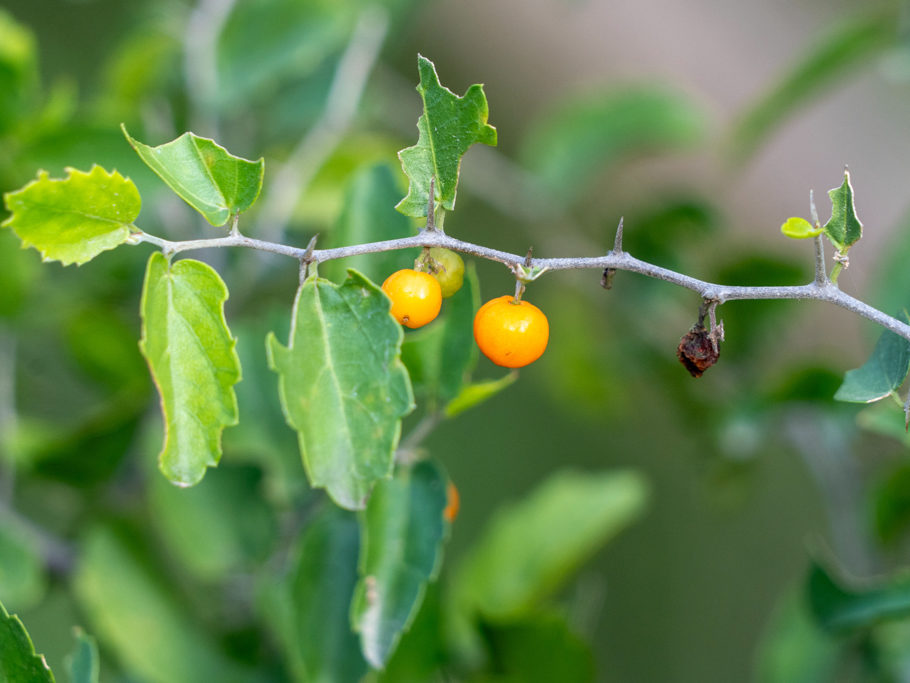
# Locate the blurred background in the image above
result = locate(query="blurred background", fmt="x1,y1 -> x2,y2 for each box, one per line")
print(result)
3,0 -> 910,681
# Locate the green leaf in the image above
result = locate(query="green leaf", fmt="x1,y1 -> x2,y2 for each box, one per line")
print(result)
325,163 -> 418,284
754,589 -> 840,683
0,520 -> 46,611
401,264 -> 480,410
807,560 -> 910,633
150,464 -> 277,580
139,252 -> 241,486
0,599 -> 55,682
2,166 -> 139,266
267,506 -> 368,683
479,613 -> 595,683
823,169 -> 863,250
444,372 -> 518,419
396,55 -> 497,218
267,270 -> 414,510
0,9 -> 38,135
780,216 -> 822,239
520,87 -> 703,205
122,125 -> 264,227
873,463 -> 910,544
352,460 -> 449,668
73,526 -> 248,683
453,469 -> 648,620
834,327 -> 910,403
730,11 -> 895,161
65,628 -> 99,683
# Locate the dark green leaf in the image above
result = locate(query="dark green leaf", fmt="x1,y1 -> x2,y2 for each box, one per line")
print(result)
268,507 -> 368,683
521,87 -> 703,205
150,465 -> 277,580
823,170 -> 863,251
123,126 -> 264,226
216,0 -> 354,108
873,463 -> 910,544
807,560 -> 910,633
453,469 -> 648,620
267,270 -> 414,509
834,327 -> 910,403
65,628 -> 99,683
396,55 -> 497,218
0,599 -> 55,682
376,583 -> 445,683
326,162 -> 418,284
401,264 -> 480,410
2,166 -> 139,265
352,460 -> 449,668
730,10 -> 895,161
139,252 -> 241,486
480,613 -> 595,683
73,526 -> 249,683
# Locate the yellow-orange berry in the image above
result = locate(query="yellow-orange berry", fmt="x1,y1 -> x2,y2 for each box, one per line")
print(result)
381,269 -> 442,329
473,295 -> 549,368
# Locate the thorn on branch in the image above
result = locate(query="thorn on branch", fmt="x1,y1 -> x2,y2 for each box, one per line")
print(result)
612,216 -> 624,253
300,234 -> 318,283
602,217 -> 624,289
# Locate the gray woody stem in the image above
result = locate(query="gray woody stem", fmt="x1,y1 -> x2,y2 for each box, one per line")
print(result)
136,229 -> 910,343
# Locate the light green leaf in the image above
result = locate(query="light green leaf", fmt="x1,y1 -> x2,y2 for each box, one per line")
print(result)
2,166 -> 139,265
73,526 -> 249,683
396,55 -> 497,218
150,464 -> 277,580
445,372 -> 518,419
65,628 -> 99,683
139,252 -> 241,486
453,469 -> 648,620
823,169 -> 863,250
730,11 -> 895,162
352,460 -> 449,668
520,87 -> 703,205
780,216 -> 822,239
325,162 -> 418,284
401,264 -> 480,410
0,599 -> 55,682
267,270 -> 414,509
0,520 -> 46,611
267,506 -> 368,683
123,125 -> 264,226
807,560 -> 910,633
754,589 -> 839,683
834,327 -> 910,403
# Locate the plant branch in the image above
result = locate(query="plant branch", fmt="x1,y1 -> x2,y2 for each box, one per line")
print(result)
184,0 -> 237,136
134,228 -> 910,342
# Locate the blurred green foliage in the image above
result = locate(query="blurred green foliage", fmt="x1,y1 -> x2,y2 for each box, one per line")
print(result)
2,1 -> 910,682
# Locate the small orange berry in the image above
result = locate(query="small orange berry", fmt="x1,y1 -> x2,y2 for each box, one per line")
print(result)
444,481 -> 460,523
381,269 -> 442,329
473,295 -> 549,368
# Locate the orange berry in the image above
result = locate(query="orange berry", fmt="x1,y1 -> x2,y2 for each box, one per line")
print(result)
444,481 -> 460,523
381,269 -> 442,329
473,295 -> 549,368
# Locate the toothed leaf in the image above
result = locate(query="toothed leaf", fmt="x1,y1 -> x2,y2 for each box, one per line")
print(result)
396,55 -> 497,218
2,166 -> 139,265
139,252 -> 241,486
123,125 -> 264,226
